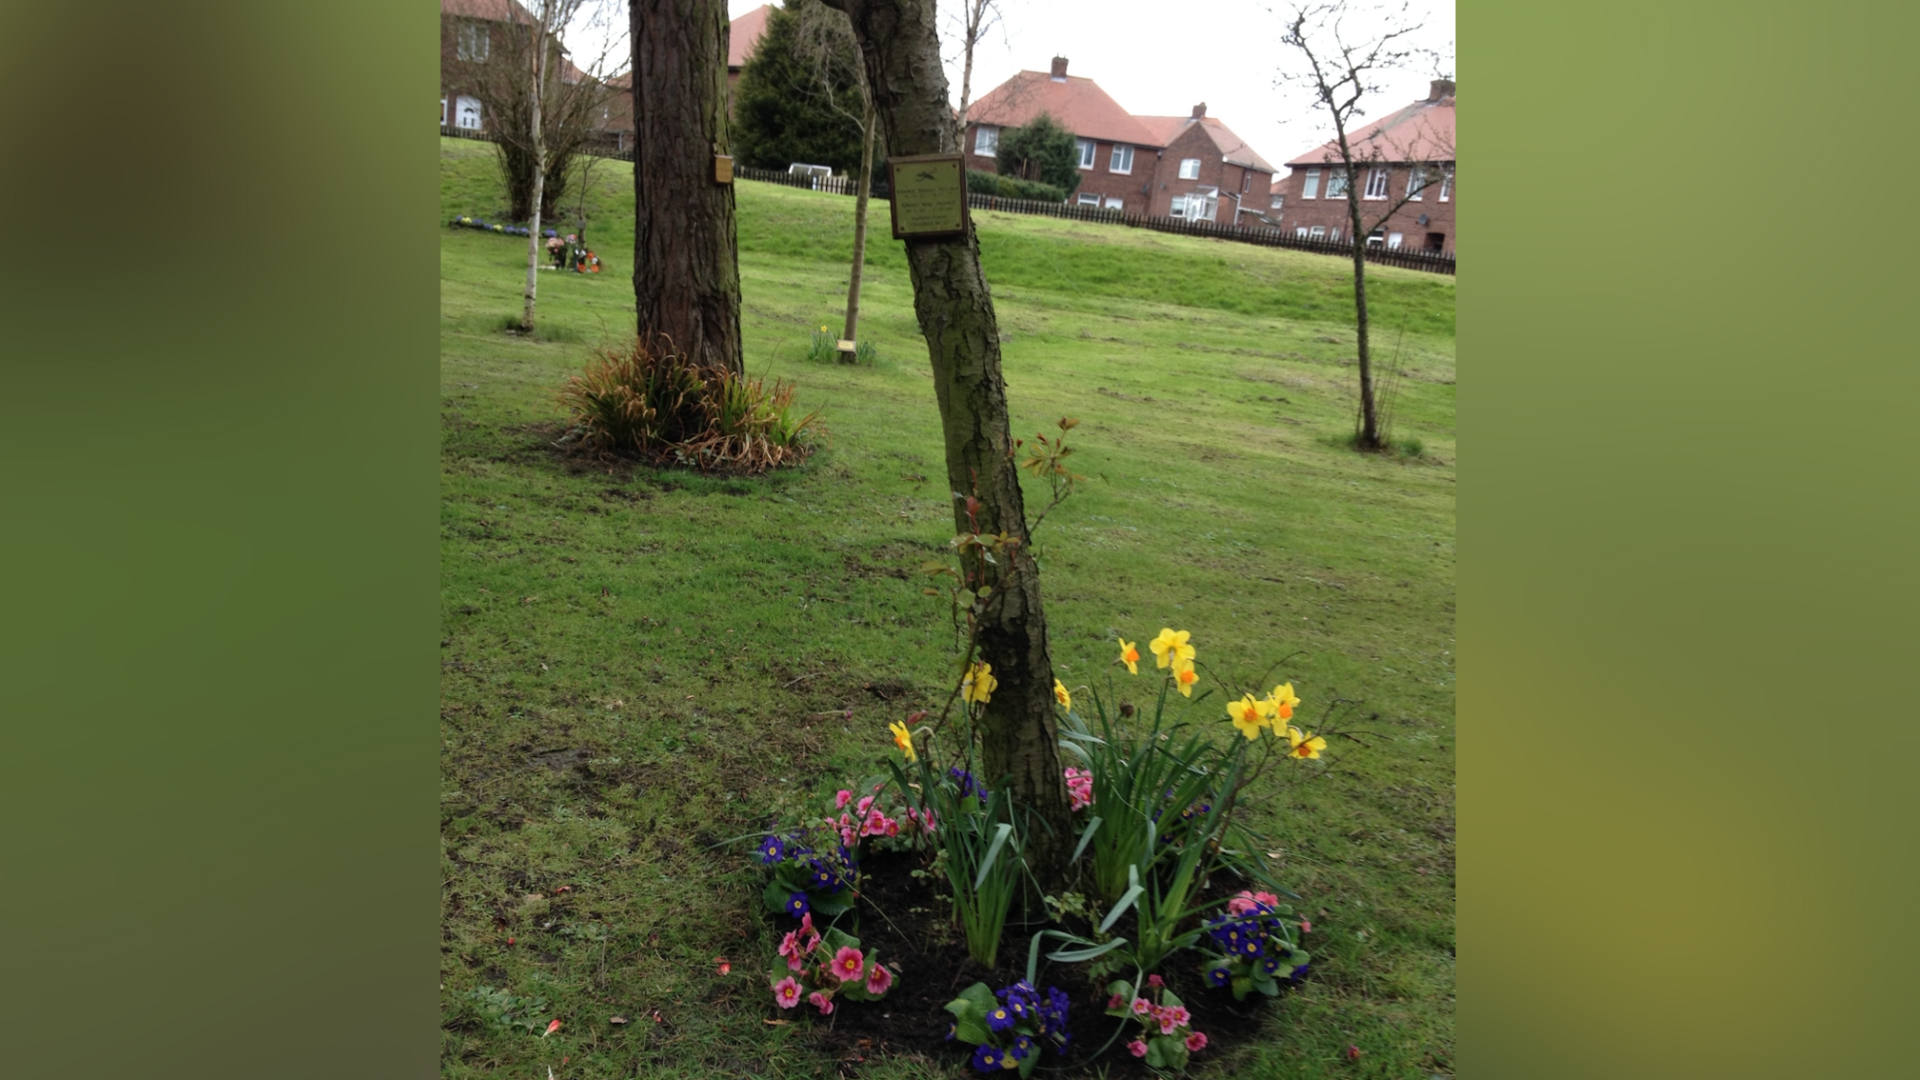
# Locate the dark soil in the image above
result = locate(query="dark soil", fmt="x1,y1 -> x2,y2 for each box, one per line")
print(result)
764,850 -> 1289,1077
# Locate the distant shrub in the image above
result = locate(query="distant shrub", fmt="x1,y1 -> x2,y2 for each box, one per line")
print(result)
557,336 -> 824,473
966,169 -> 1067,204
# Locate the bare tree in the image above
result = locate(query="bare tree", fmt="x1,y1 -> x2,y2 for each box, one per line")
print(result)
631,0 -> 744,375
787,1 -> 880,353
820,0 -> 1073,877
947,0 -> 1007,131
1278,1 -> 1450,450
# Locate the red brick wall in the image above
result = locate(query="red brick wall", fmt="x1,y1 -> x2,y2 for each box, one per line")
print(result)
1139,126 -> 1272,223
961,122 -> 1158,209
1274,162 -> 1454,252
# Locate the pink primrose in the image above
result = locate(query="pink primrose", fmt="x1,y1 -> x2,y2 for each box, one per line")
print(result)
1131,997 -> 1152,1016
831,946 -> 865,982
1107,993 -> 1127,1010
1147,974 -> 1165,989
1186,1031 -> 1208,1052
1128,1040 -> 1148,1058
772,977 -> 802,1009
1226,894 -> 1256,916
883,817 -> 900,837
836,789 -> 853,809
865,962 -> 894,995
856,795 -> 875,816
1253,891 -> 1280,907
808,990 -> 835,1015
777,931 -> 798,959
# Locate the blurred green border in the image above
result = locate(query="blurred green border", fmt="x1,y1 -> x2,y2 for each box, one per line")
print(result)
1466,2 -> 1920,1078
1,3 -> 439,1076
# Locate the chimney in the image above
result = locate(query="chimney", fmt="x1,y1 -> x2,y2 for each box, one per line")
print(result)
1191,102 -> 1207,119
1050,56 -> 1069,80
1428,78 -> 1455,102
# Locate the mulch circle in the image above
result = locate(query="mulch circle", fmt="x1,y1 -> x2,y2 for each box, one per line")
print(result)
762,849 -> 1292,1077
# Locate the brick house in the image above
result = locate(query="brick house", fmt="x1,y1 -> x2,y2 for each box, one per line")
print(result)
441,0 -> 539,134
593,4 -> 771,152
1274,80 -> 1455,253
962,57 -> 1276,218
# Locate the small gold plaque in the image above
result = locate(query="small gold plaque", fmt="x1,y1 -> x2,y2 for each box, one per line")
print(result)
887,153 -> 968,240
714,154 -> 733,184
836,339 -> 856,351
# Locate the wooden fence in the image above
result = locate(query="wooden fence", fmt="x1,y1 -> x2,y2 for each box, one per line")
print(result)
441,131 -> 1455,274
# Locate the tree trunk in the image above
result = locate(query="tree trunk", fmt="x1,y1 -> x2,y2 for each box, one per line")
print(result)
841,97 -> 876,352
631,0 -> 744,374
820,0 -> 1072,877
1344,171 -> 1378,447
522,21 -> 548,333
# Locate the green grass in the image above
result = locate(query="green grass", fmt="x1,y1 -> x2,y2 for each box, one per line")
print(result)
439,136 -> 1454,1078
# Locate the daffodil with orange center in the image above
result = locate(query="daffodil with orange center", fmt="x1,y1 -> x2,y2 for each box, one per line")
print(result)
1267,682 -> 1302,722
1148,628 -> 1196,671
1285,725 -> 1327,760
961,661 -> 996,705
1175,665 -> 1200,698
1054,680 -> 1072,711
888,720 -> 917,762
1117,639 -> 1140,675
1226,694 -> 1271,740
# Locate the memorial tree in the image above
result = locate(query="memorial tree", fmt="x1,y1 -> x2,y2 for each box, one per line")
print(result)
818,0 -> 1073,873
630,0 -> 744,374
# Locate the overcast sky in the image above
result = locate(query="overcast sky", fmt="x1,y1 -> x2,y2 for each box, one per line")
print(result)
567,1 -> 1454,172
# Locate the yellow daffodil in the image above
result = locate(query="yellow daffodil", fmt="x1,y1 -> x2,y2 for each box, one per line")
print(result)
889,720 -> 917,762
1148,628 -> 1195,671
1117,639 -> 1140,675
1054,679 -> 1072,711
1175,666 -> 1199,698
962,661 -> 996,705
1285,725 -> 1327,760
1226,694 -> 1270,740
1267,682 -> 1302,722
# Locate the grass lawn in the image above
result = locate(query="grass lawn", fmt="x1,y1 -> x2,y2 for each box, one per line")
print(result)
439,136 -> 1454,1078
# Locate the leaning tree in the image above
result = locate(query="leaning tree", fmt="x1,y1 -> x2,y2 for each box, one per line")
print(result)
819,0 -> 1073,873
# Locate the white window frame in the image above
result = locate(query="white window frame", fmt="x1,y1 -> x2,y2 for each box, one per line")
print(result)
1387,232 -> 1404,249
440,97 -> 447,126
1103,196 -> 1123,210
1270,193 -> 1284,211
1077,192 -> 1101,207
1301,167 -> 1319,198
457,23 -> 490,62
1407,166 -> 1427,200
1439,167 -> 1453,201
1295,226 -> 1309,237
1109,144 -> 1133,174
1326,170 -> 1348,198
974,125 -> 998,156
456,95 -> 482,131
1364,167 -> 1390,200
1170,195 -> 1187,218
1076,139 -> 1096,170
1366,227 -> 1386,247
1188,188 -> 1219,222
1308,225 -> 1326,240
1179,158 -> 1201,180
1329,227 -> 1341,242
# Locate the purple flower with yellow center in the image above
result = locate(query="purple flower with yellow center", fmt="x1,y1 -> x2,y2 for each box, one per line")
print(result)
759,836 -> 787,864
784,892 -> 810,917
985,1004 -> 1015,1032
1009,1034 -> 1035,1060
1205,964 -> 1231,987
971,1044 -> 1006,1071
1291,963 -> 1312,982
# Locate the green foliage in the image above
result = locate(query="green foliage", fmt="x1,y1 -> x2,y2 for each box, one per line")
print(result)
995,113 -> 1083,197
732,1 -> 873,177
853,339 -> 878,365
966,168 -> 1068,204
555,336 -> 824,473
805,326 -> 837,363
459,986 -> 551,1035
888,751 -> 1024,968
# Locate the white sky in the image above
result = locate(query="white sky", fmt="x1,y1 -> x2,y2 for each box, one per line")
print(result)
566,1 -> 1455,171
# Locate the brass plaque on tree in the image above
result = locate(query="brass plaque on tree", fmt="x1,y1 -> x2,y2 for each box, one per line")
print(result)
714,154 -> 733,184
888,154 -> 968,240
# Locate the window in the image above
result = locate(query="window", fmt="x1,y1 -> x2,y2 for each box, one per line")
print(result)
1077,192 -> 1101,207
1364,167 -> 1389,199
1302,168 -> 1319,198
1326,170 -> 1348,198
1103,196 -> 1123,210
456,95 -> 482,130
1187,189 -> 1218,222
1308,225 -> 1326,240
1109,144 -> 1133,174
1329,227 -> 1341,242
1439,168 -> 1453,201
1179,158 -> 1201,180
1270,193 -> 1284,211
1076,139 -> 1096,169
1295,226 -> 1309,237
1366,227 -> 1386,247
1425,231 -> 1446,252
974,126 -> 998,156
1407,166 -> 1427,200
440,97 -> 447,126
1241,171 -> 1252,193
457,23 -> 490,62
1387,232 -> 1404,249
1170,195 -> 1187,218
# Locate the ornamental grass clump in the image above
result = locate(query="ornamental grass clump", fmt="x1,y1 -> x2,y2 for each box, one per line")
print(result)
555,335 -> 823,473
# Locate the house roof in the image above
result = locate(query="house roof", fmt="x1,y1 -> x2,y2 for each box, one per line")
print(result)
728,4 -> 773,69
1285,90 -> 1455,167
1133,115 -> 1277,173
967,70 -> 1162,148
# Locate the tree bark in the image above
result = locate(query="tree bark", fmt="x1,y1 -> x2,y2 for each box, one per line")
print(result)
841,96 -> 876,353
1330,128 -> 1379,449
631,0 -> 745,374
522,8 -> 549,332
820,0 -> 1072,876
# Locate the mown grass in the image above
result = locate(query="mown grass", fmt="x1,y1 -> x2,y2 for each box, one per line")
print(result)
439,136 -> 1454,1078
